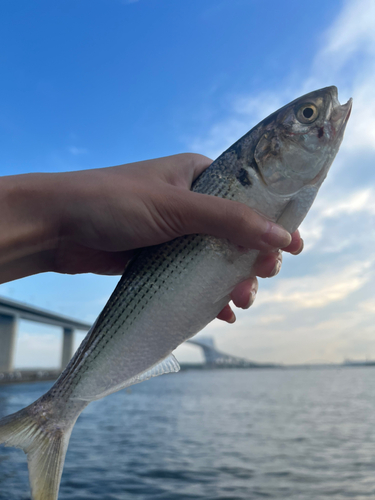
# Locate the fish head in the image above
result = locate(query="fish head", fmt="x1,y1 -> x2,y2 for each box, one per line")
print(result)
253,86 -> 352,195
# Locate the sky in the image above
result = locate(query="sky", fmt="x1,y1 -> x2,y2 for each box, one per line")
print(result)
0,0 -> 374,368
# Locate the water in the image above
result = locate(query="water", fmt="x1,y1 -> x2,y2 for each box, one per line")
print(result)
1,367 -> 375,499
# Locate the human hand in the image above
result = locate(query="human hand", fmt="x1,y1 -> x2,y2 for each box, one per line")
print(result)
52,153 -> 303,321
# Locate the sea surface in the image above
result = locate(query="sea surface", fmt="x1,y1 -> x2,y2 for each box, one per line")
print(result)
1,367 -> 375,500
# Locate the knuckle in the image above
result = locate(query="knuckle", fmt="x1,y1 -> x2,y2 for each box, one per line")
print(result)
231,203 -> 251,231
270,256 -> 282,277
162,192 -> 192,237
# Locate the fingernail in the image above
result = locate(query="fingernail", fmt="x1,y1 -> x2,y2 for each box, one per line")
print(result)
228,311 -> 236,323
246,289 -> 257,309
262,222 -> 292,249
269,256 -> 282,278
291,238 -> 304,255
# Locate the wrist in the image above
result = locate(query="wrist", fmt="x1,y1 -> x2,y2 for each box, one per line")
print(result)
0,173 -> 61,277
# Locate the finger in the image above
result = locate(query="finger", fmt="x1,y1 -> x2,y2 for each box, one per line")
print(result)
282,230 -> 304,254
253,250 -> 282,278
216,304 -> 236,323
54,245 -> 135,276
175,190 -> 292,252
230,277 -> 258,309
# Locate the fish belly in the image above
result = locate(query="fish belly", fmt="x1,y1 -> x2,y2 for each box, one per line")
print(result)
69,235 -> 258,401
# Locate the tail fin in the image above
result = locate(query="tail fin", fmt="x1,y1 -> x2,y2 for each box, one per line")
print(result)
0,406 -> 73,500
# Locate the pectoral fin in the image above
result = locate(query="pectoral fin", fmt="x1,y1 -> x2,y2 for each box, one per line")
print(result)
277,186 -> 318,233
121,353 -> 180,388
75,353 -> 181,401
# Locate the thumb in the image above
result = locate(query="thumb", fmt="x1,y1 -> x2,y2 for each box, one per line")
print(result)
175,190 -> 292,251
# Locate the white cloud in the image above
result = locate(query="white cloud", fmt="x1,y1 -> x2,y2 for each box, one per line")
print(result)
318,0 -> 375,68
318,188 -> 375,217
359,299 -> 375,314
255,314 -> 286,325
299,187 -> 375,251
214,294 -> 375,364
256,259 -> 373,310
341,83 -> 375,152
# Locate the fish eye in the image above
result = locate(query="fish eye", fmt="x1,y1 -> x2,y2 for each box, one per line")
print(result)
296,103 -> 319,124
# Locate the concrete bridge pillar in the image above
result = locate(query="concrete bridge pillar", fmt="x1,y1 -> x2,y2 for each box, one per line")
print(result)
0,313 -> 18,372
61,327 -> 75,370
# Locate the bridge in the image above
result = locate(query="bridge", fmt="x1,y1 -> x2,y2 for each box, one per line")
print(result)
0,296 -> 90,380
187,337 -> 266,368
0,296 -> 270,383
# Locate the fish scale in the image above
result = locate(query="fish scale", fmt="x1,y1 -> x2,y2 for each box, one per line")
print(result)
0,86 -> 352,500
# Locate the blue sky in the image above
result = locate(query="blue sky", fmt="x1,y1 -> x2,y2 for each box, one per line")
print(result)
1,0 -> 374,367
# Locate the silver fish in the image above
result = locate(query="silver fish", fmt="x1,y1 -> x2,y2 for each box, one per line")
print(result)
0,86 -> 352,500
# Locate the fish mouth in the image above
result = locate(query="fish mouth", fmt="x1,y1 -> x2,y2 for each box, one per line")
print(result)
343,98 -> 353,122
330,93 -> 353,135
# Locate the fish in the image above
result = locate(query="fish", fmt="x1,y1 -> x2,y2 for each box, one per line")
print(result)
0,86 -> 351,500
